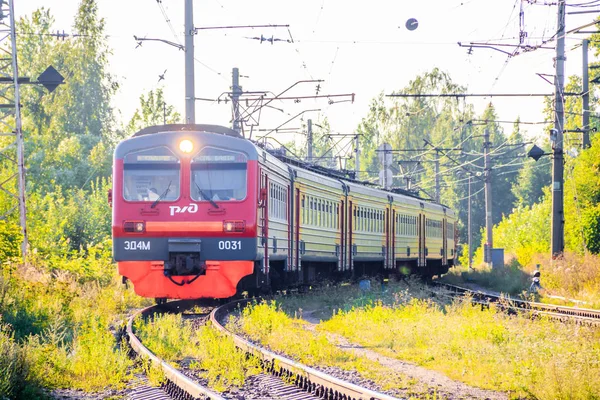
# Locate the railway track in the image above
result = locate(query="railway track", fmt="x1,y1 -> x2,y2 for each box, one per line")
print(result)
433,282 -> 600,326
127,298 -> 402,400
126,300 -> 225,400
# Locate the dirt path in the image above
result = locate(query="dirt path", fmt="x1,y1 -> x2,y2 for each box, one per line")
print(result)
302,310 -> 508,400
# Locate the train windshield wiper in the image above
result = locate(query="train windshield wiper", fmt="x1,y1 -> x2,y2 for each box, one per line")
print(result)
193,181 -> 219,209
150,181 -> 171,209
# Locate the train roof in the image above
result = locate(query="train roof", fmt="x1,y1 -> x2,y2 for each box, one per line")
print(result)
132,124 -> 241,138
115,124 -> 257,160
117,124 -> 454,215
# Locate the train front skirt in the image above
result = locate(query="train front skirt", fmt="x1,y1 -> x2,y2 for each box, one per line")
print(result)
118,260 -> 254,299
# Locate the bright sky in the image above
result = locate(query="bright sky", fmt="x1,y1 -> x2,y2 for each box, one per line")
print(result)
16,0 -> 599,147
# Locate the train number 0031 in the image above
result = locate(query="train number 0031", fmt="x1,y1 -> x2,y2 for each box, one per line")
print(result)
124,240 -> 150,251
218,240 -> 242,250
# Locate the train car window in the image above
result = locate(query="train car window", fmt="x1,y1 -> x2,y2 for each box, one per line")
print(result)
333,204 -> 340,229
301,196 -> 306,225
123,146 -> 180,202
358,208 -> 362,232
190,147 -> 248,201
191,147 -> 247,202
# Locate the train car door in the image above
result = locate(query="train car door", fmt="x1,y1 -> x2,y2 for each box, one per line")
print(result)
385,207 -> 391,269
390,208 -> 396,270
259,168 -> 269,276
287,183 -> 293,272
442,216 -> 448,266
418,212 -> 426,267
338,200 -> 345,271
294,188 -> 301,279
348,200 -> 354,272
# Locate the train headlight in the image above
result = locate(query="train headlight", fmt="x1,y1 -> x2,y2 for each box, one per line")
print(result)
179,139 -> 194,153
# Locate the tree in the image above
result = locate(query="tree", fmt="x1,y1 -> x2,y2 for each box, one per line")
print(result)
126,88 -> 181,134
17,2 -> 117,193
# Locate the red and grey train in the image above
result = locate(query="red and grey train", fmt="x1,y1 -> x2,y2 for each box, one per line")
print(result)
112,124 -> 457,300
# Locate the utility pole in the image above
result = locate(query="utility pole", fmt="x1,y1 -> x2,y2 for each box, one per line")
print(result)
184,0 -> 195,124
484,128 -> 493,266
0,2 -> 63,261
0,0 -> 28,259
551,0 -> 566,257
307,119 -> 313,162
10,1 -> 26,259
434,150 -> 440,203
582,38 -> 590,149
354,134 -> 360,179
468,176 -> 473,270
232,67 -> 242,134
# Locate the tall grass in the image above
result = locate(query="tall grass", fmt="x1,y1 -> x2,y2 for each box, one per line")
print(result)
234,301 -> 410,393
135,312 -> 261,392
320,296 -> 600,399
0,261 -> 150,398
532,252 -> 600,307
446,252 -> 600,308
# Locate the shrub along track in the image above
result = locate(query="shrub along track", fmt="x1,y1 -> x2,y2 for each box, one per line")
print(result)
432,282 -> 600,326
127,298 -> 401,400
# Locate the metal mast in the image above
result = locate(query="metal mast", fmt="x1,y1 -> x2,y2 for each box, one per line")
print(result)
0,0 -> 27,259
184,0 -> 196,124
582,39 -> 590,150
551,0 -> 566,257
483,128 -> 493,266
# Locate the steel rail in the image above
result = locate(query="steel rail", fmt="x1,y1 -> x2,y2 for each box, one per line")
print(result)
127,301 -> 226,400
210,298 -> 401,400
434,282 -> 600,325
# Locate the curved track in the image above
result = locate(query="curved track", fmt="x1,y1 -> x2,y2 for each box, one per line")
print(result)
210,299 -> 401,400
434,282 -> 600,326
127,301 -> 225,400
128,298 -> 402,400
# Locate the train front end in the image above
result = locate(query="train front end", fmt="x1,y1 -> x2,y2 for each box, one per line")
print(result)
112,125 -> 258,299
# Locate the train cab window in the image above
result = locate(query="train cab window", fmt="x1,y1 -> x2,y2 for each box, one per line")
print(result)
123,147 -> 180,202
191,147 -> 247,202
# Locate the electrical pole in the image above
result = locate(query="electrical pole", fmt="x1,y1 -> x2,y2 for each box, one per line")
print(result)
232,67 -> 242,134
0,2 -> 63,261
354,134 -> 360,179
484,128 -> 493,266
582,38 -> 590,149
0,0 -> 28,259
184,0 -> 195,124
307,119 -> 313,162
468,176 -> 473,270
551,0 -> 566,257
10,0 -> 26,259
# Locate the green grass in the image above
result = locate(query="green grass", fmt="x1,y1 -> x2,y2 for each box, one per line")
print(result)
232,300 -> 413,394
318,291 -> 600,399
135,312 -> 261,392
0,261 -> 150,398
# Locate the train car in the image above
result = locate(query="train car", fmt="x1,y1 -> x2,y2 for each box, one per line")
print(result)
111,124 -> 457,300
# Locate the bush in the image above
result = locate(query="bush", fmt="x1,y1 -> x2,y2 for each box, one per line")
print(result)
0,262 -> 147,396
0,220 -> 22,262
0,322 -> 29,399
582,205 -> 600,254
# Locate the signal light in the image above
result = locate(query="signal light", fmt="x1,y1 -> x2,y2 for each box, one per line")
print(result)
179,139 -> 194,153
124,221 -> 145,233
223,220 -> 245,233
